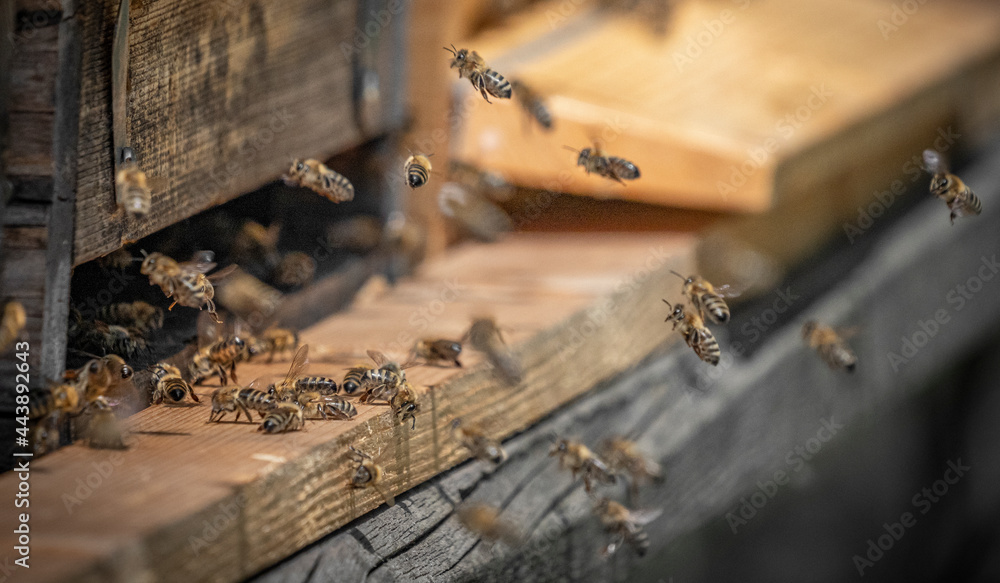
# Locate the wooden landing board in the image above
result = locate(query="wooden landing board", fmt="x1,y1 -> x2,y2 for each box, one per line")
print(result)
449,0 -> 1000,212
0,232 -> 695,583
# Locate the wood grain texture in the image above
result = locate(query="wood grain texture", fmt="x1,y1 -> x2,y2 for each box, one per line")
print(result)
0,232 -> 696,582
254,138 -> 1000,583
71,0 -> 406,266
450,0 -> 1000,213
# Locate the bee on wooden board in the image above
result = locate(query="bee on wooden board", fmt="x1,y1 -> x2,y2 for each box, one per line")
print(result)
456,504 -> 522,546
510,79 -> 553,131
444,44 -> 512,103
451,418 -> 507,465
209,382 -> 275,423
284,158 -> 355,203
341,365 -> 372,396
923,149 -> 982,224
550,438 -> 617,493
150,363 -> 199,405
599,436 -> 664,496
802,320 -> 857,373
115,165 -> 151,219
248,327 -> 300,363
359,377 -> 420,429
1,301 -> 26,351
360,350 -> 412,392
465,317 -> 523,384
273,251 -> 316,288
296,391 -> 356,420
258,401 -> 305,434
565,143 -> 641,185
413,338 -> 463,367
594,498 -> 662,557
662,300 -> 720,366
672,271 -> 740,325
347,445 -> 395,507
97,300 -> 164,333
140,250 -> 229,323
404,153 -> 433,189
267,344 -> 338,402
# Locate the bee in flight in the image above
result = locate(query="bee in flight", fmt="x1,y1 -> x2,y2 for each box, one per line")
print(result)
444,45 -> 511,103
413,338 -> 463,367
284,158 -> 355,203
510,79 -> 553,131
465,317 -> 523,384
565,143 -> 640,185
599,436 -> 664,496
922,149 -> 982,224
594,498 -> 662,557
248,326 -> 299,363
1,301 -> 26,352
273,251 -> 316,288
662,300 -> 720,365
150,363 -> 199,405
404,153 -> 433,189
188,332 -> 247,386
802,320 -> 857,373
456,504 -> 522,546
672,271 -> 740,325
451,418 -> 507,465
115,165 -> 151,219
140,250 -> 228,323
550,438 -> 617,493
347,446 -> 394,507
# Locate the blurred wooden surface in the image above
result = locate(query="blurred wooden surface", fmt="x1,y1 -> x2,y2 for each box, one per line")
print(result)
0,232 -> 696,583
451,0 -> 1000,213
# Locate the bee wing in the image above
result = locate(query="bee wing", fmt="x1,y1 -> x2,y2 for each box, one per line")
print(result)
179,250 -> 217,274
628,508 -> 663,527
367,350 -> 390,367
923,149 -> 948,174
284,345 -> 309,384
834,325 -> 862,339
714,283 -> 746,299
207,264 -> 238,282
196,312 -> 224,347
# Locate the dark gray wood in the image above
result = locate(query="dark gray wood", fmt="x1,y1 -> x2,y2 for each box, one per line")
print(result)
252,139 -> 1000,582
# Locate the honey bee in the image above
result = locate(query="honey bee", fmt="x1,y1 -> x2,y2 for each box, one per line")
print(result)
284,158 -> 355,203
257,401 -> 305,434
662,300 -> 720,366
67,354 -> 134,404
672,271 -> 739,325
115,165 -> 151,219
28,381 -> 82,419
97,301 -> 165,333
550,438 -> 616,493
451,419 -> 507,465
249,327 -> 300,363
296,391 -> 357,420
594,498 -> 662,557
456,504 -> 522,546
98,247 -> 135,271
599,437 -> 664,495
413,338 -> 463,367
1,300 -> 27,351
269,344 -> 310,401
341,365 -> 372,396
360,350 -> 411,392
273,251 -> 316,288
444,45 -> 512,103
293,376 -> 339,396
213,268 -> 283,325
465,317 -> 523,383
209,383 -> 275,422
923,149 -> 982,224
802,320 -> 857,373
189,335 -> 247,386
404,153 -> 433,189
150,363 -> 199,405
510,79 -> 553,131
347,446 -> 394,507
566,143 -> 641,184
140,250 -> 226,323
230,221 -> 281,272
438,182 -> 513,243
71,320 -> 149,361
360,376 -> 420,429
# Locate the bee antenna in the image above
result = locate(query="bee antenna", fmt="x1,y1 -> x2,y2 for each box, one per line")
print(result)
562,145 -> 581,154
669,270 -> 686,280
443,45 -> 456,55
661,299 -> 672,308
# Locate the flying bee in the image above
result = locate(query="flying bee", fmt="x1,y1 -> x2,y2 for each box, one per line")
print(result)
209,383 -> 275,423
189,336 -> 247,386
802,320 -> 857,373
672,271 -> 740,325
413,338 -> 463,367
456,504 -> 522,546
444,45 -> 511,103
565,143 -> 641,184
98,247 -> 135,271
296,391 -> 357,420
923,149 -> 982,224
465,317 -> 523,383
594,498 -> 662,557
150,363 -> 199,405
257,401 -> 305,434
214,268 -> 283,325
284,158 -> 355,203
273,251 -> 316,288
1,300 -> 26,351
342,365 -> 372,396
404,153 -> 433,189
599,437 -> 664,496
249,327 -> 299,363
347,446 -> 394,507
451,419 -> 507,465
28,381 -> 82,419
510,79 -> 553,131
662,300 -> 720,366
115,165 -> 151,219
97,300 -> 164,333
550,438 -> 617,493
140,250 -> 227,323
66,354 -> 134,405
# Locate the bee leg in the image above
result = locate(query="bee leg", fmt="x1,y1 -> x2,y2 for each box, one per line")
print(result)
228,364 -> 238,384
168,301 -> 178,311
189,388 -> 200,403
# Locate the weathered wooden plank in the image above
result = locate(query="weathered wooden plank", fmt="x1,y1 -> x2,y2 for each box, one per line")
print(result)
9,175 -> 52,201
261,139 -> 1000,582
2,200 -> 48,225
6,110 -> 53,175
72,0 -> 406,266
10,42 -> 57,113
